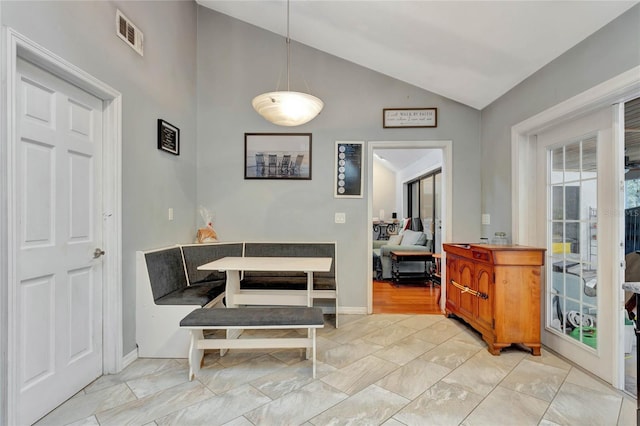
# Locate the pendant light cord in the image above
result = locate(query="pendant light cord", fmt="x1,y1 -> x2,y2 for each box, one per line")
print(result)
286,0 -> 290,92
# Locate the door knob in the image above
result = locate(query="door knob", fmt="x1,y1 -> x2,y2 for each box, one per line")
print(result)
93,248 -> 106,258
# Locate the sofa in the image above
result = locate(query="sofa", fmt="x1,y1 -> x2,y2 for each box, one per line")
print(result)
373,229 -> 432,279
136,241 -> 338,358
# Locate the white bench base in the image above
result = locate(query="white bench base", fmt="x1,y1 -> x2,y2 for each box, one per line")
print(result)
180,307 -> 324,380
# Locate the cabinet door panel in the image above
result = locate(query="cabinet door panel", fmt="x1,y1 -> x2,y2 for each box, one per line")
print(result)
446,256 -> 460,312
458,259 -> 475,320
476,264 -> 493,332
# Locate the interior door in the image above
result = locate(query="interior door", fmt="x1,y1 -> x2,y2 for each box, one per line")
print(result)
420,174 -> 434,241
434,172 -> 442,252
536,106 -> 616,383
417,170 -> 442,251
15,58 -> 104,425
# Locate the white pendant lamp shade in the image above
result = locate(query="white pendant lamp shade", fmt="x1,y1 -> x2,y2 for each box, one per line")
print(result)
252,0 -> 323,126
252,91 -> 324,127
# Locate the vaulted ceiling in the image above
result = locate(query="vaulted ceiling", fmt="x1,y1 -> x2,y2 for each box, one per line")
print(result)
197,0 -> 637,110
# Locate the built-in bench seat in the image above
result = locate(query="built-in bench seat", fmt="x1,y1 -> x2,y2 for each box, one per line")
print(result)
146,246 -> 225,306
180,306 -> 324,380
136,241 -> 338,358
136,243 -> 243,358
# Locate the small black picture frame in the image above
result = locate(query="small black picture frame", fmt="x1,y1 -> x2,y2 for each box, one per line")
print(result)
157,119 -> 180,155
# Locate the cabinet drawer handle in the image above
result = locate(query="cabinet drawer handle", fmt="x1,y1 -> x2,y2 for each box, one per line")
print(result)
450,279 -> 489,300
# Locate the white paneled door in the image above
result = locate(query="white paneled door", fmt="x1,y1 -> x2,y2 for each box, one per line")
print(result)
15,58 -> 104,425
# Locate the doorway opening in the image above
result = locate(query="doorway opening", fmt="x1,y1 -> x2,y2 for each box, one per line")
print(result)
366,140 -> 453,314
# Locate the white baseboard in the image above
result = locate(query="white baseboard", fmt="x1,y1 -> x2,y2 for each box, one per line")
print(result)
121,347 -> 138,370
338,306 -> 368,315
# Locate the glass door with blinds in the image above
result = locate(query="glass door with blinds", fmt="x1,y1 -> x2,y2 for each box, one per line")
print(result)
407,169 -> 442,252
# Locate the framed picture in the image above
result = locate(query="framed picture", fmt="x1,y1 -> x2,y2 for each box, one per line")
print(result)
383,108 -> 437,128
157,119 -> 180,155
244,133 -> 312,180
334,141 -> 364,198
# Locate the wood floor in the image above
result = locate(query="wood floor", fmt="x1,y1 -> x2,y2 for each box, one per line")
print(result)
372,279 -> 442,314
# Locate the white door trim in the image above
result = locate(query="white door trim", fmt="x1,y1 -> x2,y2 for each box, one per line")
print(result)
511,66 -> 640,390
367,140 -> 453,313
512,66 -> 640,244
1,28 -> 123,425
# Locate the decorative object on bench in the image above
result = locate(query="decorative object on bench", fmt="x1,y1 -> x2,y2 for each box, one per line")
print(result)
195,206 -> 218,243
180,306 -> 324,380
373,228 -> 432,280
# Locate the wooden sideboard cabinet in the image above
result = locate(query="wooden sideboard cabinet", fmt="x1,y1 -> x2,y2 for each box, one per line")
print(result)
443,243 -> 545,356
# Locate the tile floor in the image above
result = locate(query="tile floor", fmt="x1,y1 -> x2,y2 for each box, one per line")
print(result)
37,314 -> 637,426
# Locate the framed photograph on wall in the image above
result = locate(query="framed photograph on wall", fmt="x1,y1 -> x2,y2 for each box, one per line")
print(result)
383,108 -> 437,128
244,133 -> 312,180
334,141 -> 364,198
157,119 -> 180,155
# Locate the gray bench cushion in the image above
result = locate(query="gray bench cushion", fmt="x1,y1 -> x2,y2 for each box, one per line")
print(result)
180,307 -> 324,327
240,276 -> 335,290
181,243 -> 244,285
155,282 -> 224,306
145,247 -> 188,301
243,243 -> 335,279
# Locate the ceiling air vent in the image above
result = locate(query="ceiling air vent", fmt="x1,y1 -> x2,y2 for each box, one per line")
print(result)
116,9 -> 144,56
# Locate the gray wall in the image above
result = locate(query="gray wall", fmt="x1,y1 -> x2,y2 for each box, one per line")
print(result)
1,0 -> 199,354
5,0 -> 635,358
372,158 -> 397,222
195,7 -> 482,309
481,4 -> 640,240
4,0 -> 633,367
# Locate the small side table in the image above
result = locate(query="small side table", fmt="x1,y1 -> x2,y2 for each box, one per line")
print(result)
373,222 -> 397,240
431,253 -> 441,285
390,251 -> 434,285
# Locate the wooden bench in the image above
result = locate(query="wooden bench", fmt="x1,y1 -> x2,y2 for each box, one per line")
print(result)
180,307 -> 324,380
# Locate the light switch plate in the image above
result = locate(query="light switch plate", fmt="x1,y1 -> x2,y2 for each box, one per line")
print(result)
335,212 -> 346,223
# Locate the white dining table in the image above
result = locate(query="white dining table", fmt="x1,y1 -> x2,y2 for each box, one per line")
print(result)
198,256 -> 333,308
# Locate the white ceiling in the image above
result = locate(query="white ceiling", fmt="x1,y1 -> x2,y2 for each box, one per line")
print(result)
197,0 -> 637,110
375,149 -> 437,172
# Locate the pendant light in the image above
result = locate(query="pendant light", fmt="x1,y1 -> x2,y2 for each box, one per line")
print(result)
252,0 -> 324,126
